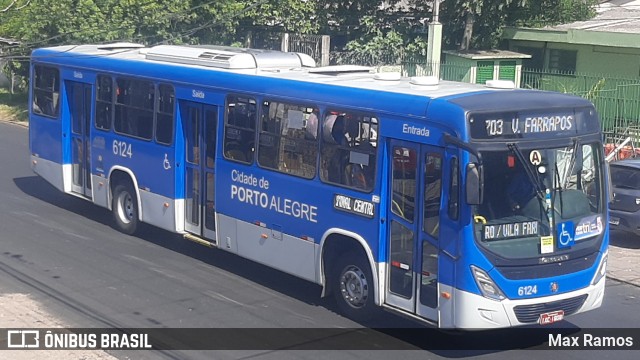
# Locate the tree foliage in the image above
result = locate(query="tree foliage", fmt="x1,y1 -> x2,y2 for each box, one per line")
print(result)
0,0 -> 317,55
441,0 -> 598,50
0,0 -> 599,70
322,0 -> 430,64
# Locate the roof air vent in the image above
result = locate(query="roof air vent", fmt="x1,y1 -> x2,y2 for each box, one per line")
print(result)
145,45 -> 315,70
410,76 -> 439,87
308,65 -> 373,76
373,72 -> 401,81
97,43 -> 145,51
485,80 -> 515,89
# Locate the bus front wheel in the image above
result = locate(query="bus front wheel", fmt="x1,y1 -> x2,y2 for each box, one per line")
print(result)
333,253 -> 375,322
112,183 -> 139,235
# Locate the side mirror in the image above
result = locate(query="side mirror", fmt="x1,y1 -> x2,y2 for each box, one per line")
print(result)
466,162 -> 483,205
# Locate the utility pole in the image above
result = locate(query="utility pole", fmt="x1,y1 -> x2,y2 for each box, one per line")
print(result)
426,0 -> 442,79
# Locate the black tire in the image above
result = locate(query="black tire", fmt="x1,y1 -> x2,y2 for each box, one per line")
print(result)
112,183 -> 139,235
333,252 -> 376,322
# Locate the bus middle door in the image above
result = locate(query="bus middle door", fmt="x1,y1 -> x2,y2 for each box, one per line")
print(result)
66,80 -> 93,198
385,140 -> 443,323
182,101 -> 217,240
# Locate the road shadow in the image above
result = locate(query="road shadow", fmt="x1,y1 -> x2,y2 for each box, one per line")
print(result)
13,175 -> 570,355
610,229 -> 640,250
13,175 -> 114,227
12,176 -> 412,325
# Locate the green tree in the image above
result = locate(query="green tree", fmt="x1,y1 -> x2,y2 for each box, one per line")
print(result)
0,0 -> 319,51
441,0 -> 597,50
0,0 -> 317,78
322,0 -> 430,64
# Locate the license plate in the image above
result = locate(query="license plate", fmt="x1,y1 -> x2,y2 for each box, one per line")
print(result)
539,310 -> 564,325
609,217 -> 620,226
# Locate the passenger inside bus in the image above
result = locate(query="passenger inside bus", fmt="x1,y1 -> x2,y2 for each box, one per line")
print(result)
321,112 -> 377,191
225,101 -> 256,162
506,160 -> 538,212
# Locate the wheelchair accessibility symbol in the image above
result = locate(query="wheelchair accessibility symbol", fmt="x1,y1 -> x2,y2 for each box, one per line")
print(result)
556,221 -> 575,249
163,153 -> 171,170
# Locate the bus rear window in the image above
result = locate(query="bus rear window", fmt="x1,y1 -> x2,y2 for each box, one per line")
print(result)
32,65 -> 60,118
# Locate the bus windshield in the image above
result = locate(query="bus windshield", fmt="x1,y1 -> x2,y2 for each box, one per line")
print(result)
473,142 -> 604,260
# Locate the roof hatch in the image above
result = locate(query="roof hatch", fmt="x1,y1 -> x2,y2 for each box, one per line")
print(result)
308,65 -> 373,76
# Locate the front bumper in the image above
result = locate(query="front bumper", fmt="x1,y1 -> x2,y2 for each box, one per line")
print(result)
452,274 -> 606,328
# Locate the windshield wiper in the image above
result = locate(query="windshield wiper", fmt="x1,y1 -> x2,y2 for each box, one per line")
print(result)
507,143 -> 546,203
551,138 -> 580,221
563,138 -> 580,189
554,161 -> 564,216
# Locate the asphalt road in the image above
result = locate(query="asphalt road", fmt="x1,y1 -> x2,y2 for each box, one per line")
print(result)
1,121 -> 639,359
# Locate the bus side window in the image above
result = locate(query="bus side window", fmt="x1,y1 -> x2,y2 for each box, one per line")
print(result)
113,78 -> 154,140
95,74 -> 113,131
257,100 -> 318,179
155,83 -> 175,145
320,111 -> 377,191
224,96 -> 256,164
32,65 -> 60,118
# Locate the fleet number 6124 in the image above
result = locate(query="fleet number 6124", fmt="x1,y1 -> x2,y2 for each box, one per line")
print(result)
113,140 -> 132,158
518,285 -> 538,296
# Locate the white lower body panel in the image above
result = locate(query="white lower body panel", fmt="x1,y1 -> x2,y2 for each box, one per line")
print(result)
140,189 -> 176,232
31,155 -> 64,192
452,275 -> 606,329
217,213 -> 318,283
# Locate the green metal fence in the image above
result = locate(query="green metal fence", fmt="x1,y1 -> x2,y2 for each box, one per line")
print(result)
520,69 -> 640,132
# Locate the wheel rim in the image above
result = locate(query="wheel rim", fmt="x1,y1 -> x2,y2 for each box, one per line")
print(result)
339,265 -> 369,309
116,191 -> 134,224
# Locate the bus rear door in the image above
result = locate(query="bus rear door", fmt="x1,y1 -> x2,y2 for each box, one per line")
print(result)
66,81 -> 93,198
182,101 -> 218,240
385,140 -> 444,322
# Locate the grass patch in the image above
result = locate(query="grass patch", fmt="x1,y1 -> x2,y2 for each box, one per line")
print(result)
0,88 -> 28,123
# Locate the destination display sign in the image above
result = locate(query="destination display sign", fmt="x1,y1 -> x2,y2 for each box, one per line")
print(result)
333,194 -> 375,218
483,221 -> 539,241
469,109 -> 599,140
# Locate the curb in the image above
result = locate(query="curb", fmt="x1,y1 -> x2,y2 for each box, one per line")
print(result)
0,119 -> 28,128
606,275 -> 640,288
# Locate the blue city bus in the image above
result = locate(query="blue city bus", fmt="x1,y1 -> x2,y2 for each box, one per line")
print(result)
29,43 -> 609,328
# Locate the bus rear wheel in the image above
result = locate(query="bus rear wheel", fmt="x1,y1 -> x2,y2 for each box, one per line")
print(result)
333,253 -> 375,322
112,183 -> 139,235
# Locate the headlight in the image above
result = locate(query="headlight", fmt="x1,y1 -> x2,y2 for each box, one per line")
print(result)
471,265 -> 506,301
591,252 -> 608,285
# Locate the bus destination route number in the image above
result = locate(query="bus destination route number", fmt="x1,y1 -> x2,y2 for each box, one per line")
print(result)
334,194 -> 375,218
485,115 -> 573,137
483,221 -> 539,241
469,110 -> 589,140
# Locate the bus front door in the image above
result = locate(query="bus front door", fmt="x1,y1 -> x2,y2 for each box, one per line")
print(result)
182,101 -> 218,240
67,81 -> 93,198
385,140 -> 443,323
